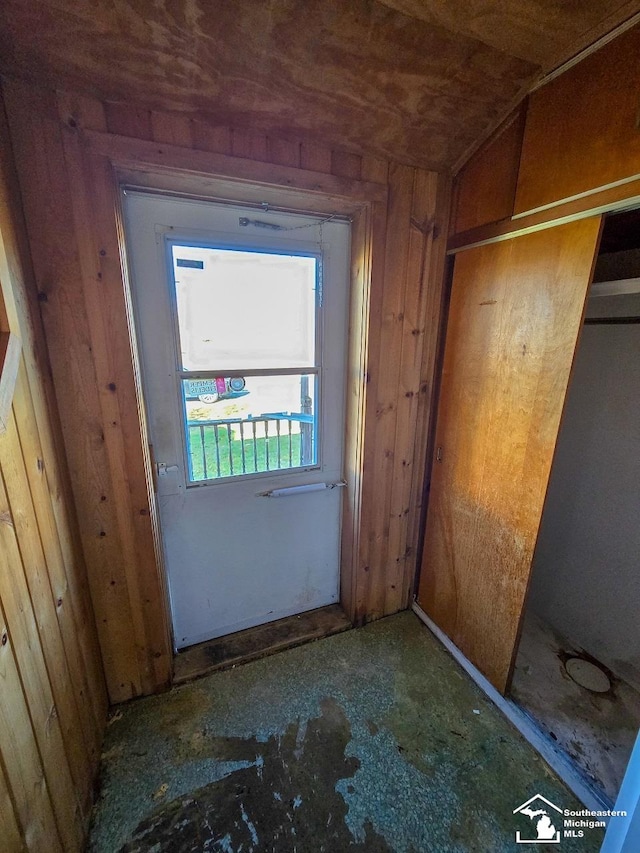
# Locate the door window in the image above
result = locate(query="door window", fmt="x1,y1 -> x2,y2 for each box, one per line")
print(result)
169,243 -> 321,483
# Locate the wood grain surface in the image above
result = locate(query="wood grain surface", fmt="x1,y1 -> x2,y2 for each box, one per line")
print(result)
0,0 -> 638,170
515,25 -> 640,214
0,87 -> 106,853
417,218 -> 602,693
3,77 -> 450,701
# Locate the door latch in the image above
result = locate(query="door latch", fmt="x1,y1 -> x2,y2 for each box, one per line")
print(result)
436,446 -> 443,463
157,462 -> 179,476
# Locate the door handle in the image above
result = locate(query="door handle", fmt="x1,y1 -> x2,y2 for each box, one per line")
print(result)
257,480 -> 346,498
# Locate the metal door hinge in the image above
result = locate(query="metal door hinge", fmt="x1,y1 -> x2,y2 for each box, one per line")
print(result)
436,446 -> 443,462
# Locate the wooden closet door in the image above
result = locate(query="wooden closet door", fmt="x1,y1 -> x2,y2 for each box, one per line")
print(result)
417,218 -> 602,693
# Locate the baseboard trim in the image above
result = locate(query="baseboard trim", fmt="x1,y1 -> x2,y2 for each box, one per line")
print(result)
411,601 -> 609,815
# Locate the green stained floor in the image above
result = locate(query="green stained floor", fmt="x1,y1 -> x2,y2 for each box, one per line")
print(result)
89,612 -> 604,852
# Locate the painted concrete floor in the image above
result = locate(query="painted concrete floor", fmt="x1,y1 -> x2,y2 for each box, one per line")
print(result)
512,610 -> 640,805
89,612 -> 604,852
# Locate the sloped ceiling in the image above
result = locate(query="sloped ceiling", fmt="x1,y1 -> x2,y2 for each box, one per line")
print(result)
0,0 -> 638,170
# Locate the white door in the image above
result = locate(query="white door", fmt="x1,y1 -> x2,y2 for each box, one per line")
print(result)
123,192 -> 350,649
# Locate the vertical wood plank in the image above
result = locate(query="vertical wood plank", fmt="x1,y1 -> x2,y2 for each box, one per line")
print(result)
0,754 -> 25,852
300,142 -> 333,174
1,404 -> 93,814
0,79 -> 106,849
384,169 -> 439,613
0,473 -> 82,850
150,111 -> 193,147
11,363 -> 105,755
331,150 -> 362,180
231,128 -> 268,161
0,601 -> 62,853
358,163 -> 414,620
59,124 -> 170,699
341,204 -> 372,621
12,360 -> 103,747
104,102 -> 152,139
361,154 -> 389,185
405,172 -> 452,604
79,141 -> 172,694
0,88 -> 107,738
55,91 -> 107,133
267,136 -> 300,168
3,78 -> 144,701
190,120 -> 232,155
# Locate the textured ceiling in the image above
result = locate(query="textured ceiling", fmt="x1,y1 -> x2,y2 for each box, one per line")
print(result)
0,0 -> 638,170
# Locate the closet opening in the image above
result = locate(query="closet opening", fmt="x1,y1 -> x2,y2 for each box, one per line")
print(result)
510,207 -> 640,806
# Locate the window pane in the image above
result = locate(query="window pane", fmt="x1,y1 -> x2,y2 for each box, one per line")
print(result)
172,245 -> 317,371
182,374 -> 317,481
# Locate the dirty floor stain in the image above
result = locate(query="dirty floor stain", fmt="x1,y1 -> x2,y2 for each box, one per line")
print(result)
120,699 -> 390,852
89,612 -> 604,852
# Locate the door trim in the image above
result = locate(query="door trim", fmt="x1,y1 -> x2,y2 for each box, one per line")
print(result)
82,129 -> 387,677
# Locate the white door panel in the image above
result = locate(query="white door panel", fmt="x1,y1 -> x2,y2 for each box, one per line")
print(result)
123,192 -> 350,648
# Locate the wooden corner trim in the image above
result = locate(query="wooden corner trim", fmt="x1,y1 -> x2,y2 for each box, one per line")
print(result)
0,331 -> 21,433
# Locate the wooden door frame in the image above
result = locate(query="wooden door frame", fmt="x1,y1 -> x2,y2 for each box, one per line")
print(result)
78,129 -> 389,672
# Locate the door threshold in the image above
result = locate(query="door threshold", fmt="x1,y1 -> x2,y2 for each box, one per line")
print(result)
173,604 -> 352,684
411,601 -> 609,814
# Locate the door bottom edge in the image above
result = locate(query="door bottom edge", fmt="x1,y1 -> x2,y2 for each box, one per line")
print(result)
173,603 -> 352,685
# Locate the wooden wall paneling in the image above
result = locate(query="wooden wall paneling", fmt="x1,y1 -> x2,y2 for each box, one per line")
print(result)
0,330 -> 20,432
150,111 -> 193,147
404,172 -> 452,603
4,78 -> 448,698
0,204 -> 106,759
2,79 -> 144,701
0,757 -> 24,853
55,91 -> 107,134
231,127 -> 269,162
10,363 -> 106,742
0,470 -> 82,850
331,150 -> 362,181
358,163 -> 414,620
515,25 -> 640,215
340,200 -> 380,622
300,142 -> 333,175
1,405 -> 93,810
266,136 -> 301,168
110,179 -> 172,684
0,595 -> 62,852
417,217 -> 603,693
384,168 -> 439,613
11,362 -> 102,762
59,124 -> 171,698
451,105 -> 526,235
190,120 -> 232,155
0,80 -> 106,850
104,102 -> 153,140
350,194 -> 389,622
361,154 -> 389,186
80,140 -> 172,693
